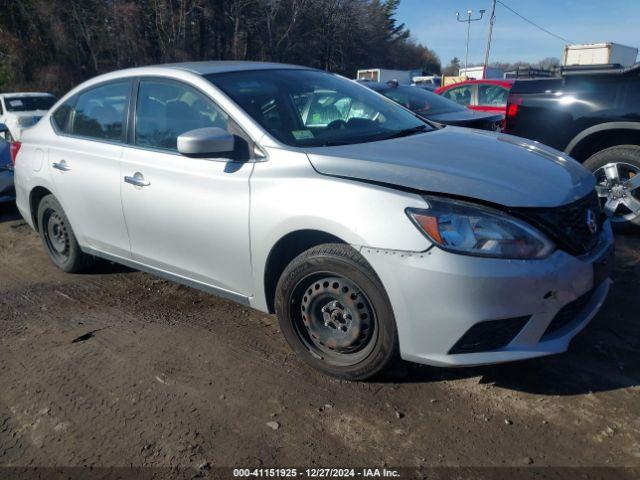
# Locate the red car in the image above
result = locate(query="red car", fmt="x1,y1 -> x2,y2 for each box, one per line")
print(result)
435,79 -> 514,115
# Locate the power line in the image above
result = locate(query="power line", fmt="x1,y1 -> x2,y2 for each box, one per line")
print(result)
497,0 -> 574,44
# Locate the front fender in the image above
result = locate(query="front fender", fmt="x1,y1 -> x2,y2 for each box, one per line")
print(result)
248,149 -> 432,311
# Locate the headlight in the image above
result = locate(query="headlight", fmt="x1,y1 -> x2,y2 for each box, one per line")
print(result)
406,197 -> 555,259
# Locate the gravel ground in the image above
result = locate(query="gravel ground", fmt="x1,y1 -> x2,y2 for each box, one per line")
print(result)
0,203 -> 638,477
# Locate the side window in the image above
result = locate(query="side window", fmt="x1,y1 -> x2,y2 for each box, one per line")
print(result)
478,85 -> 509,107
442,85 -> 473,106
52,100 -> 74,134
0,99 -> 3,115
135,80 -> 229,151
71,82 -> 129,141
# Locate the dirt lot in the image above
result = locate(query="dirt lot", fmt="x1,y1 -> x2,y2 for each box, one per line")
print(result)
0,203 -> 639,476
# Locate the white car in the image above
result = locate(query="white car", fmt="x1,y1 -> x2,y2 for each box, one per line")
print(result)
13,62 -> 614,380
0,92 -> 57,141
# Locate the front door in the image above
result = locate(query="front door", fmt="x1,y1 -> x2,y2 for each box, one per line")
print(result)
120,78 -> 254,297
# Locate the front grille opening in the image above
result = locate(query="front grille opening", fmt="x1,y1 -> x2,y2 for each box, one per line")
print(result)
514,191 -> 603,256
542,289 -> 594,338
448,316 -> 531,354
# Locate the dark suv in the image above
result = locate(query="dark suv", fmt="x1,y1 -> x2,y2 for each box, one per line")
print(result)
505,64 -> 640,231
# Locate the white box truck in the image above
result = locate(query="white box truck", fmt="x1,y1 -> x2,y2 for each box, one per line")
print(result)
563,43 -> 638,67
356,69 -> 413,84
458,66 -> 503,80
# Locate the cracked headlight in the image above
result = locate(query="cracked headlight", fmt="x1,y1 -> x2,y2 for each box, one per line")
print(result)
406,197 -> 555,259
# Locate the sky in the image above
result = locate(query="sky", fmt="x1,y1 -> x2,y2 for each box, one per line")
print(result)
395,0 -> 640,66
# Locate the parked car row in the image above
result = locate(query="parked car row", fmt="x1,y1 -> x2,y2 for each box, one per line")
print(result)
504,63 -> 640,231
0,92 -> 57,141
360,80 -> 503,131
436,79 -> 514,116
12,61 -> 614,380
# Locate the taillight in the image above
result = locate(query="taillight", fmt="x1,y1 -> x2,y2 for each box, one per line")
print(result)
504,94 -> 522,132
9,141 -> 21,165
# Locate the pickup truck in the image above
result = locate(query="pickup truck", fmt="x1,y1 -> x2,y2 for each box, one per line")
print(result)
504,64 -> 640,231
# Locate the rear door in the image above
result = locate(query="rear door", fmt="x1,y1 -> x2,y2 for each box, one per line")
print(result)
476,83 -> 509,114
48,81 -> 132,258
120,78 -> 254,297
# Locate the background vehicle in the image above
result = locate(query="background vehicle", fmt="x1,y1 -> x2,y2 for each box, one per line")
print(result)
412,75 -> 441,91
563,43 -> 637,67
356,68 -> 417,84
14,62 -> 612,381
504,64 -> 640,230
436,79 -> 514,116
0,123 -> 15,203
458,66 -> 504,80
0,92 -> 57,140
362,81 -> 503,131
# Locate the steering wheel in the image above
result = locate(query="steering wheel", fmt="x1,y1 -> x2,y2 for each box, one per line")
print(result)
326,119 -> 348,130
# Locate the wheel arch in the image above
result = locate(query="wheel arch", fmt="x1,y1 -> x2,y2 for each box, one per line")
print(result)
566,122 -> 640,162
29,186 -> 54,232
263,229 -> 347,314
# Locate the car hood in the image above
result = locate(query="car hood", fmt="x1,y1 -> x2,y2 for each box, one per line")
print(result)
305,127 -> 595,208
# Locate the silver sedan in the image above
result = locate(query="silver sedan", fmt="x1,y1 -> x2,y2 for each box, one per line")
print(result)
14,62 -> 614,380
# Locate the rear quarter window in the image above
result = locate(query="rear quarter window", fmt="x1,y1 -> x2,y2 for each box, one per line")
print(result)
52,100 -> 74,134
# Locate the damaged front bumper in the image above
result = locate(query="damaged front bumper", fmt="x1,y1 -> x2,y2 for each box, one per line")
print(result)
361,220 -> 614,367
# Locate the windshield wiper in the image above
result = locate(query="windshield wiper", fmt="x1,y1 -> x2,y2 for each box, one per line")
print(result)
380,124 -> 430,140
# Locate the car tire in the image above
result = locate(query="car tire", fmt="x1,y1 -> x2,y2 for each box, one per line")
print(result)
37,194 -> 95,273
275,243 -> 398,380
584,145 -> 640,234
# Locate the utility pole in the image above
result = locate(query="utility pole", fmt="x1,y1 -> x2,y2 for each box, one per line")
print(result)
483,0 -> 497,72
456,9 -> 486,74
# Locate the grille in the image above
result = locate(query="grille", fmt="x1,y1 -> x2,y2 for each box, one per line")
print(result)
448,316 -> 530,354
543,289 -> 593,338
516,191 -> 603,256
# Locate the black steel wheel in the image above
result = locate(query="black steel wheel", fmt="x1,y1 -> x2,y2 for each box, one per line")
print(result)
37,194 -> 95,273
295,274 -> 377,366
275,243 -> 398,380
42,209 -> 71,264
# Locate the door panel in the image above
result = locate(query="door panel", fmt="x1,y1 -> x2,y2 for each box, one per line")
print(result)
50,139 -> 129,256
49,81 -> 131,257
120,78 -> 254,295
120,149 -> 253,295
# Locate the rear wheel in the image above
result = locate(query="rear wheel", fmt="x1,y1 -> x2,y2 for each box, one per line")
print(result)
584,145 -> 640,233
37,194 -> 95,272
275,243 -> 398,380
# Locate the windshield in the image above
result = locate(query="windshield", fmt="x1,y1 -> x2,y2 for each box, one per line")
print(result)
380,86 -> 465,116
4,95 -> 57,112
206,69 -> 431,147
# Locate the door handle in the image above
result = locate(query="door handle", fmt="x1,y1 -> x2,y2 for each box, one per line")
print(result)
124,172 -> 150,187
52,160 -> 71,172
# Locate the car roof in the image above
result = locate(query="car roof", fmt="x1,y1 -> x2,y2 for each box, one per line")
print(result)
0,92 -> 55,97
154,61 -> 312,75
357,80 -> 387,91
439,79 -> 514,89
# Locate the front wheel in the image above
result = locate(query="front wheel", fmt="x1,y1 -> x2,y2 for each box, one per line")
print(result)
275,243 -> 398,380
584,145 -> 640,233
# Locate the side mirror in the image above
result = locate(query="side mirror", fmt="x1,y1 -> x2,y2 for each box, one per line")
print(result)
177,127 -> 235,158
0,124 -> 8,134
